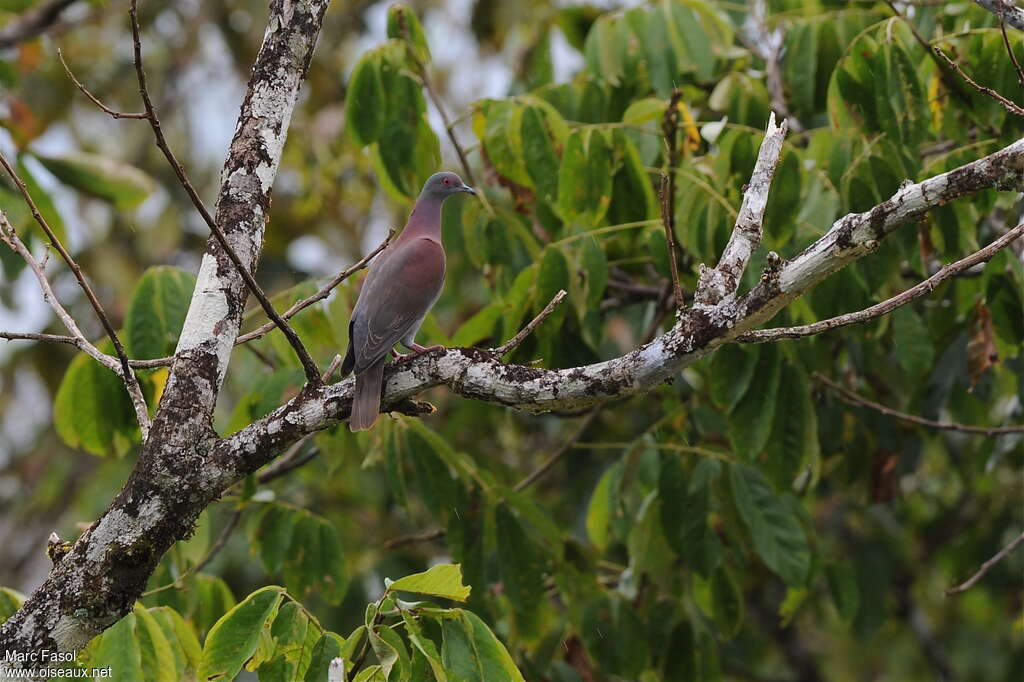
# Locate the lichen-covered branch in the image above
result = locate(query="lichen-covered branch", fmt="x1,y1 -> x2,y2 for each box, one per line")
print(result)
0,0 -> 331,661
974,0 -> 1024,32
695,112 -> 787,306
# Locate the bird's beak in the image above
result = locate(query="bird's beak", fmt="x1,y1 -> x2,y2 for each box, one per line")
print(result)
459,184 -> 477,196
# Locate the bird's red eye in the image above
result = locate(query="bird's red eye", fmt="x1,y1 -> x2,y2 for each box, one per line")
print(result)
443,178 -> 450,185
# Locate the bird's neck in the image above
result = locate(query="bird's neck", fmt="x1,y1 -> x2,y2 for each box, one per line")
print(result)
400,196 -> 443,243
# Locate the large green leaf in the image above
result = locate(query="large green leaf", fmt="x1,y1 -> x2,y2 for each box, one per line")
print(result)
386,563 -> 471,602
125,266 -> 196,360
198,586 -> 284,682
257,601 -> 321,682
36,151 -> 155,208
727,344 -> 782,458
54,341 -> 139,457
556,129 -> 613,228
440,610 -> 526,682
729,463 -> 812,586
85,605 -> 177,682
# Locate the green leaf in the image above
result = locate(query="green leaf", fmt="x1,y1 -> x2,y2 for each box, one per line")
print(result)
252,503 -> 298,575
451,302 -> 503,348
346,56 -> 386,146
54,342 -> 139,457
440,610 -> 526,682
149,606 -> 202,681
258,601 -> 320,682
708,344 -> 759,413
496,504 -> 547,629
36,151 -> 155,208
304,633 -> 346,682
765,363 -> 820,490
556,129 -> 613,227
282,511 -> 349,605
0,587 -> 24,625
125,266 -> 197,360
387,4 -> 431,64
727,344 -> 783,458
198,586 -> 284,682
520,105 -> 561,203
399,610 -> 447,682
893,307 -> 934,380
580,236 -> 608,309
826,562 -> 860,622
587,463 -> 620,551
729,463 -> 812,586
386,563 -> 471,602
710,566 -> 744,637
86,605 -> 177,682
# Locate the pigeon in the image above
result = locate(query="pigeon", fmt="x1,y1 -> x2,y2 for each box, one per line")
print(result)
342,171 -> 476,431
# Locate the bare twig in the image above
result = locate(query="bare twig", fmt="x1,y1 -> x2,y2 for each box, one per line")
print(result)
659,90 -> 687,310
946,531 -> 1024,595
382,527 -> 446,550
58,50 -> 148,119
491,289 -> 567,356
814,372 -> 1024,435
0,160 -> 151,437
0,0 -> 78,49
514,406 -> 602,492
1,330 -> 80,347
127,0 -> 321,384
742,0 -> 805,133
1001,19 -> 1024,91
739,222 -> 1024,343
696,112 -> 788,306
933,45 -> 1024,116
394,9 -> 476,187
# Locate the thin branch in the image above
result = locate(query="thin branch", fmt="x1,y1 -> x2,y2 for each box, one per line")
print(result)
742,0 -> 805,133
974,0 -> 1024,32
0,0 -> 78,49
491,289 -> 567,356
814,372 -> 1024,435
739,222 -> 1024,343
933,45 -> 1024,116
394,10 -> 476,187
127,0 -> 321,384
1,330 -> 80,347
0,158 -> 151,437
695,112 -> 788,306
57,49 -> 148,119
1001,19 -> 1024,92
946,531 -> 1024,595
659,89 -> 687,310
382,527 -> 446,550
514,406 -> 602,492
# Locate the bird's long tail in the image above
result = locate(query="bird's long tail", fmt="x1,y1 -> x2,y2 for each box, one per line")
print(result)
350,358 -> 385,432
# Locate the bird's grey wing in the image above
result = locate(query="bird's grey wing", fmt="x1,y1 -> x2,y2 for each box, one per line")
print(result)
350,238 -> 445,373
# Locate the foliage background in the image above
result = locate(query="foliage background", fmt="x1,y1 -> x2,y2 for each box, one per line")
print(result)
1,0 -> 1022,680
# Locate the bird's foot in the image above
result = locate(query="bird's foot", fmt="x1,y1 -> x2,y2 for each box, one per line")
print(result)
408,343 -> 444,356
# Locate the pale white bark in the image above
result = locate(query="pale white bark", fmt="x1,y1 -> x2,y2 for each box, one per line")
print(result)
974,0 -> 1024,31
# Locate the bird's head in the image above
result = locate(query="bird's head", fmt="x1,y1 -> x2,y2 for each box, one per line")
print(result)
420,171 -> 476,201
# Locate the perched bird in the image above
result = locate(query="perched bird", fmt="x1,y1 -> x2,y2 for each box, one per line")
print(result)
342,171 -> 476,431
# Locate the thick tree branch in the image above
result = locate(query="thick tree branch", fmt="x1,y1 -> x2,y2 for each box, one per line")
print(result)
128,0 -> 321,384
0,0 -> 77,49
739,221 -> 1024,343
0,0 -> 330,659
3,120 -> 1021,665
695,112 -> 787,306
814,373 -> 1024,435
